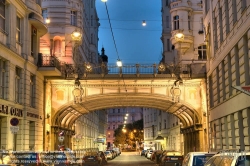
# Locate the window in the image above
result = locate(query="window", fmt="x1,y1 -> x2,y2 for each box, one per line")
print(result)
166,16 -> 169,28
15,67 -> 22,103
173,15 -> 179,30
91,15 -> 93,26
0,59 -> 7,99
31,26 -> 37,56
54,39 -> 61,56
90,34 -> 93,44
159,122 -> 161,131
30,74 -> 35,107
112,125 -> 115,129
16,16 -> 21,43
188,16 -> 191,30
198,45 -> 207,60
91,0 -> 94,8
241,0 -> 247,12
42,9 -> 48,23
167,39 -> 170,51
164,120 -> 166,129
70,11 -> 77,26
0,0 -> 5,31
166,0 -> 168,6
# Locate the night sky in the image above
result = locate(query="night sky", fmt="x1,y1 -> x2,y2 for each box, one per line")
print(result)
96,0 -> 162,65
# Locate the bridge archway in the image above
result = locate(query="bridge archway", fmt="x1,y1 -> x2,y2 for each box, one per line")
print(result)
45,78 -> 207,154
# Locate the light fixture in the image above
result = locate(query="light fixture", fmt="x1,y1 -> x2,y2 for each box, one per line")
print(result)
142,20 -> 146,26
174,32 -> 184,41
126,113 -> 129,116
101,0 -> 107,2
124,116 -> 127,119
124,121 -> 127,123
45,18 -> 50,24
117,59 -> 122,67
71,29 -> 82,41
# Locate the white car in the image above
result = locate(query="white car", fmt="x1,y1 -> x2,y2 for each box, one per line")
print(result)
146,150 -> 153,159
182,152 -> 216,166
104,151 -> 113,160
204,150 -> 250,166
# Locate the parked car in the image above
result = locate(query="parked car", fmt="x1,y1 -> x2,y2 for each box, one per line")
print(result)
182,152 -> 216,166
140,150 -> 147,156
151,150 -> 163,164
99,151 -> 107,165
104,151 -> 113,160
146,150 -> 154,159
204,150 -> 250,166
82,151 -> 103,166
159,151 -> 183,166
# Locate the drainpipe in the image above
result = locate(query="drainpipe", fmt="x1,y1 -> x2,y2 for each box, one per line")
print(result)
43,79 -> 47,151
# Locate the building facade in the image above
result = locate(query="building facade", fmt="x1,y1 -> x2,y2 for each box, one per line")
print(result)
0,0 -> 47,151
40,0 -> 108,151
143,108 -> 183,153
203,0 -> 250,151
106,107 -> 143,149
161,0 -> 208,153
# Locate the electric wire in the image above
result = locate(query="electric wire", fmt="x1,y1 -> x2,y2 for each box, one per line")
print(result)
104,2 -> 120,60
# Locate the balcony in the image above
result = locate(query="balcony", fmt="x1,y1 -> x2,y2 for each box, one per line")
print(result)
28,12 -> 47,36
37,53 -> 62,76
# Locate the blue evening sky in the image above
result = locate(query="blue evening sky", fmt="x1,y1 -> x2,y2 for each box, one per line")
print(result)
96,0 -> 162,65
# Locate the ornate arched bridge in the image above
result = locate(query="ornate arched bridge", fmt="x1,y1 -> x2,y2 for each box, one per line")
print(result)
41,62 -> 208,154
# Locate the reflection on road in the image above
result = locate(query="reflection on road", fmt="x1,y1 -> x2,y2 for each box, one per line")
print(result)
106,151 -> 156,166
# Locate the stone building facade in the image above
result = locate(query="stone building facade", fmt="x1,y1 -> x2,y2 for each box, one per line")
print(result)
203,0 -> 250,151
0,0 -> 46,151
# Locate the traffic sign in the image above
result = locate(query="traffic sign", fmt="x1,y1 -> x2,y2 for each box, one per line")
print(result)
10,118 -> 19,126
10,126 -> 19,134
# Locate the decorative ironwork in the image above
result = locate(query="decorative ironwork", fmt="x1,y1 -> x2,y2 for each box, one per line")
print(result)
37,53 -> 62,71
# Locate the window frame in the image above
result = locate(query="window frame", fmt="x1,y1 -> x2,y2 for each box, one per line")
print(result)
173,15 -> 179,30
0,0 -> 5,32
70,10 -> 77,26
16,16 -> 21,43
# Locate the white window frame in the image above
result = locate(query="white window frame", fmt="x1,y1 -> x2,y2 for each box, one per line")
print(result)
173,15 -> 179,30
198,45 -> 207,60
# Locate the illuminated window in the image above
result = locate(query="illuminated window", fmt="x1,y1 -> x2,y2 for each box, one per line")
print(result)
16,16 -> 21,43
198,45 -> 207,60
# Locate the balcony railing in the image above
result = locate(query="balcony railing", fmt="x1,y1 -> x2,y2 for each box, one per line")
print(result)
36,53 -> 206,78
37,53 -> 62,72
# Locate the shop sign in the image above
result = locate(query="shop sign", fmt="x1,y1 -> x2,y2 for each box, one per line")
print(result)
27,112 -> 40,119
0,104 -> 23,117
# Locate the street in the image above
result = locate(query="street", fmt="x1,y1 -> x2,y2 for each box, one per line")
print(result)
106,151 -> 157,166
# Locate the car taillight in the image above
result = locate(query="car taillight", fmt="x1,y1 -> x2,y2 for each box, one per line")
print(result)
164,157 -> 170,161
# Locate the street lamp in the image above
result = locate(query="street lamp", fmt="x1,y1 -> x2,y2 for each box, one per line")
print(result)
101,0 -> 107,2
142,20 -> 146,26
117,59 -> 122,67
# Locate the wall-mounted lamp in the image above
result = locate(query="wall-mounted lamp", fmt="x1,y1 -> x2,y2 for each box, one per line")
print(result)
101,0 -> 107,2
45,18 -> 50,24
142,20 -> 146,26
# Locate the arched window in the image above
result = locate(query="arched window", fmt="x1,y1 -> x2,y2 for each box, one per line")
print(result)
54,39 -> 61,56
173,15 -> 179,30
198,45 -> 207,60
